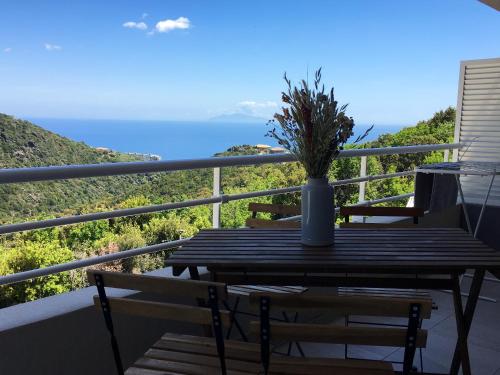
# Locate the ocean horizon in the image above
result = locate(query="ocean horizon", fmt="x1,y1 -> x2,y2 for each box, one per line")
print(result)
29,118 -> 404,160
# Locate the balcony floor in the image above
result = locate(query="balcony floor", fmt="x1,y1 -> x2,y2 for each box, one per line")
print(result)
247,275 -> 500,374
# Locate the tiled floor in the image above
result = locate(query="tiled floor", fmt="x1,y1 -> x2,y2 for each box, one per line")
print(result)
234,275 -> 500,374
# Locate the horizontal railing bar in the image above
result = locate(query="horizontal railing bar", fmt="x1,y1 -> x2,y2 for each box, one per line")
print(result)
0,143 -> 459,184
224,186 -> 301,202
0,197 -> 222,235
332,170 -> 415,186
0,238 -> 190,287
0,170 -> 415,235
226,171 -> 415,202
356,192 -> 414,206
0,192 -> 414,287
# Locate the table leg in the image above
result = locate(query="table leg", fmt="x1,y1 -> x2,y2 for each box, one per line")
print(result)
450,270 -> 485,375
454,175 -> 494,303
450,273 -> 471,375
188,266 -> 201,281
473,174 -> 495,238
455,174 -> 473,234
188,266 -> 213,337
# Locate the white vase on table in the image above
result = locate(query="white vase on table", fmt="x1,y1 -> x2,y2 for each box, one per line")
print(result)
301,177 -> 335,246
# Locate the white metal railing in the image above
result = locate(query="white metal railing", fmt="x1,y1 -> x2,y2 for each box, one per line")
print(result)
0,143 -> 460,287
0,239 -> 190,286
0,169 -> 414,235
0,143 -> 456,183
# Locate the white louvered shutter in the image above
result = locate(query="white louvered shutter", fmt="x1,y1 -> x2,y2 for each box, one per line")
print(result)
454,58 -> 500,206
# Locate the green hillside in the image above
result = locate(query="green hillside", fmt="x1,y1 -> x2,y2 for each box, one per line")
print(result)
0,109 -> 455,307
0,114 -> 145,222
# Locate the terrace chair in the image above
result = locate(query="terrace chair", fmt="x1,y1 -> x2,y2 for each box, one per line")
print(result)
249,292 -> 433,375
339,206 -> 425,228
223,202 -> 306,355
87,270 -> 263,375
245,202 -> 301,229
339,205 -> 432,371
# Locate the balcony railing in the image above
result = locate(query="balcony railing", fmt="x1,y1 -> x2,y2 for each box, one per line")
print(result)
0,143 -> 460,288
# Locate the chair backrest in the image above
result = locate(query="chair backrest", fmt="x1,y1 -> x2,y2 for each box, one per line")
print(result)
339,206 -> 425,228
87,270 -> 230,375
249,292 -> 432,375
246,203 -> 301,228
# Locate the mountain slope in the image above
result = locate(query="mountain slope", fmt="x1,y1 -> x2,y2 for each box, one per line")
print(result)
0,114 -> 145,223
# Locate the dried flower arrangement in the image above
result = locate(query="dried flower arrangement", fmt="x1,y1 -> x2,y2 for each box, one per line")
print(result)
267,68 -> 371,178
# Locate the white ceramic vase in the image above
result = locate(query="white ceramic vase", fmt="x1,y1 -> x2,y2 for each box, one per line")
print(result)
301,177 -> 335,246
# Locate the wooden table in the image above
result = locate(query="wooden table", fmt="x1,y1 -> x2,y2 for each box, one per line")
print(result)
167,227 -> 500,375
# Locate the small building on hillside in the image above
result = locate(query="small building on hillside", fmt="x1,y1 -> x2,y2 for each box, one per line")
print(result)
256,144 -> 271,150
255,144 -> 272,155
95,147 -> 111,153
270,147 -> 286,154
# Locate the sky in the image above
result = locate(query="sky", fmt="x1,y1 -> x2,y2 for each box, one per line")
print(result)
0,0 -> 499,125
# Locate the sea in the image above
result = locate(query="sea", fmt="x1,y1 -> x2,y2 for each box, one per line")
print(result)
29,118 -> 404,160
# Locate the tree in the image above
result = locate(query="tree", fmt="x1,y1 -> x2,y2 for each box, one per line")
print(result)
144,216 -> 197,245
65,220 -> 110,251
0,240 -> 73,306
115,225 -> 147,273
118,195 -> 153,228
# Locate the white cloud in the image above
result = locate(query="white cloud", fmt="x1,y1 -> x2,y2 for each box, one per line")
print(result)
238,101 -> 277,110
237,100 -> 278,117
44,43 -> 62,51
3,47 -> 12,53
155,17 -> 190,33
123,21 -> 148,30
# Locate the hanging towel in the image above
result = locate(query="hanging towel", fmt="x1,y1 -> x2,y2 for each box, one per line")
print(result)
429,174 -> 458,213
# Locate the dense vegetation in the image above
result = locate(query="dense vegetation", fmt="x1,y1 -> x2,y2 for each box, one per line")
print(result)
0,108 -> 455,307
0,114 -> 147,221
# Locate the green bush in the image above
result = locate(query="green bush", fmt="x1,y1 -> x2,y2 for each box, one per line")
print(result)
116,225 -> 146,273
0,108 -> 456,306
65,220 -> 110,250
144,216 -> 196,245
0,240 -> 73,307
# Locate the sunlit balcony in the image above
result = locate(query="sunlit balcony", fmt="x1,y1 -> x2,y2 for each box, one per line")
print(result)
1,57 -> 500,375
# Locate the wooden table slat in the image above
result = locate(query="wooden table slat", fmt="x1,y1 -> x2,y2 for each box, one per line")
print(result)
166,228 -> 500,273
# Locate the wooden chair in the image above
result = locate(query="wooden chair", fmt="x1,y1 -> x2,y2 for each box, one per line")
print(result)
249,292 -> 433,375
339,205 -> 431,371
339,206 -> 425,228
223,203 -> 306,353
245,203 -> 301,229
87,270 -> 262,375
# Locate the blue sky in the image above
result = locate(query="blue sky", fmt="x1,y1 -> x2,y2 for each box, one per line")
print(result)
0,0 -> 499,125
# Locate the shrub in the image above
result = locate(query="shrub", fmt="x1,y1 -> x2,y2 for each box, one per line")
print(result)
0,240 -> 73,306
144,216 -> 196,245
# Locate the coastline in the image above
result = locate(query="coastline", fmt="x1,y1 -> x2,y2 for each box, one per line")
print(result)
28,118 -> 404,160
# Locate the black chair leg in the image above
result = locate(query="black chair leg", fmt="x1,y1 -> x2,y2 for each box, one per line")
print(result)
344,315 -> 349,359
419,347 -> 424,373
282,311 -> 305,357
224,298 -> 248,341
